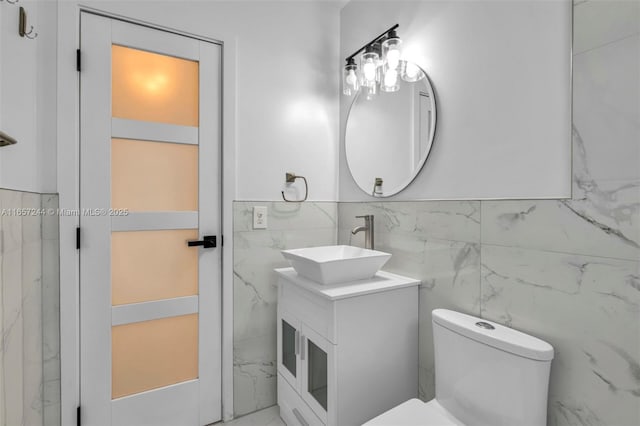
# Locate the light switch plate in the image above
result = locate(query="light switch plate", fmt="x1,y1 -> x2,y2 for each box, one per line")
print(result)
253,206 -> 267,229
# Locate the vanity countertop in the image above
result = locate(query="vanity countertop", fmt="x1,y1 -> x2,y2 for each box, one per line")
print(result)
275,267 -> 420,301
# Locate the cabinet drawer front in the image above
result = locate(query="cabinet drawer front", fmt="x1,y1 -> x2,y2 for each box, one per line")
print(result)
278,374 -> 324,426
279,280 -> 335,343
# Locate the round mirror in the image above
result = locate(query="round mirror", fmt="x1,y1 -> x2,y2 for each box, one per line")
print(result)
345,62 -> 437,197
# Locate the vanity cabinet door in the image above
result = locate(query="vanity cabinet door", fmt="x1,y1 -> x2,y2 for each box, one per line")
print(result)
300,324 -> 334,424
278,309 -> 301,391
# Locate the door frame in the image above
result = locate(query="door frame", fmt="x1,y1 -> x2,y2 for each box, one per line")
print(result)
57,5 -> 237,425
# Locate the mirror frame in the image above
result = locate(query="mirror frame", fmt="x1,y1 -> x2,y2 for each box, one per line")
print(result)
344,65 -> 437,198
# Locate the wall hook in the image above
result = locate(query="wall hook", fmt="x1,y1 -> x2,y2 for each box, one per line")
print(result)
281,173 -> 308,203
19,7 -> 37,39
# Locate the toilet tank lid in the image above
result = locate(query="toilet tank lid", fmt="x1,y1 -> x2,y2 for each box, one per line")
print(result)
432,309 -> 554,361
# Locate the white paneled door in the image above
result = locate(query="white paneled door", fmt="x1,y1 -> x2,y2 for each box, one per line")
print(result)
79,12 -> 221,426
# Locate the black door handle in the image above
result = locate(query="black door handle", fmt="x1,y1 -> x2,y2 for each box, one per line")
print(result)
187,235 -> 217,248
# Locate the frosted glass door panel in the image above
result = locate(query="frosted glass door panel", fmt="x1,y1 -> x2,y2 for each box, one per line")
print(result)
112,45 -> 199,126
112,229 -> 198,305
112,314 -> 198,399
111,138 -> 198,211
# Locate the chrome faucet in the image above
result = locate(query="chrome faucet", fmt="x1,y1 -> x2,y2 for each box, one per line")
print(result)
351,215 -> 374,250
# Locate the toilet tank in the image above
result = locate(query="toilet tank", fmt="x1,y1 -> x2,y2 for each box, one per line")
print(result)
432,309 -> 553,426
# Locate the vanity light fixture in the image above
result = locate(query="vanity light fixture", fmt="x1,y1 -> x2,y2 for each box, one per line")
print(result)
342,24 -> 403,98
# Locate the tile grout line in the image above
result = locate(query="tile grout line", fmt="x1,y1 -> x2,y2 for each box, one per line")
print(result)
479,241 -> 639,263
573,31 -> 640,57
479,200 -> 483,319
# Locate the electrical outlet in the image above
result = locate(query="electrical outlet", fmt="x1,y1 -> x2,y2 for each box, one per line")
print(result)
253,206 -> 267,229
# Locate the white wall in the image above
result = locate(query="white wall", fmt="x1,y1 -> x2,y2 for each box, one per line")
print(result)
0,0 -> 57,193
2,0 -> 340,199
55,0 -> 341,201
339,0 -> 572,201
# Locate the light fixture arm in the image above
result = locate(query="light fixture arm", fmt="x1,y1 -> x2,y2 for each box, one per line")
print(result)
345,23 -> 399,63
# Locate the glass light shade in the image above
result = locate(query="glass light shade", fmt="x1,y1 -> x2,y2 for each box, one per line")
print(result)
343,63 -> 359,96
382,37 -> 402,70
401,60 -> 425,82
374,45 -> 385,68
381,66 -> 400,92
365,79 -> 378,100
361,51 -> 379,86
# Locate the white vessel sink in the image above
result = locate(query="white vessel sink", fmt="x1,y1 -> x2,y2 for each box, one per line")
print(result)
281,245 -> 391,285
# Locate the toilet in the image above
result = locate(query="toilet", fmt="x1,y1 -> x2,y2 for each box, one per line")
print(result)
364,309 -> 554,426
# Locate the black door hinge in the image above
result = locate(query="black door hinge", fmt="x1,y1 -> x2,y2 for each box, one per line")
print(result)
221,235 -> 224,246
76,49 -> 81,72
76,227 -> 81,249
77,406 -> 81,426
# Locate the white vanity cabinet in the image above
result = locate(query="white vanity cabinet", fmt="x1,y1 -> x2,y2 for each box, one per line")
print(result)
275,267 -> 419,426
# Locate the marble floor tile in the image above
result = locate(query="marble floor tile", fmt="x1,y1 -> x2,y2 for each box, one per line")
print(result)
221,405 -> 283,426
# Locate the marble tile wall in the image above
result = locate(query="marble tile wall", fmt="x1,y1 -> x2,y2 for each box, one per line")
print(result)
233,201 -> 337,417
42,195 -> 60,426
338,2 -> 640,424
338,201 -> 482,401
0,190 -> 60,426
232,1 -> 638,423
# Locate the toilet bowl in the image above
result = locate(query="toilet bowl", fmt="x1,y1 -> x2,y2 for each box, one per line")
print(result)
364,309 -> 554,426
